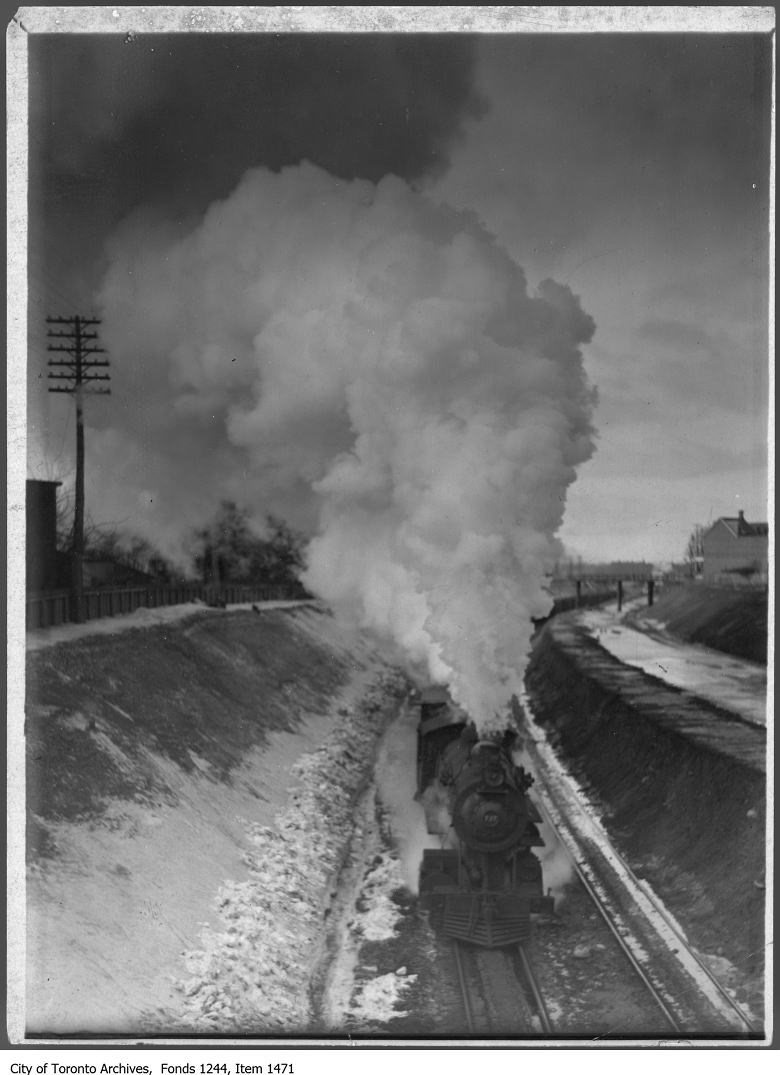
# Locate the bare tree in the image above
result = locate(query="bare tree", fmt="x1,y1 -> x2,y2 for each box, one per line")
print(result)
685,523 -> 705,577
190,502 -> 305,586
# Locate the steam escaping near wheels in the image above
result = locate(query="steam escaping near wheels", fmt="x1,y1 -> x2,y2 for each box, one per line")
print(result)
99,163 -> 596,730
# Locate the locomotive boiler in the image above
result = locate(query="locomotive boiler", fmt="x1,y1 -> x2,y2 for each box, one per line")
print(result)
416,686 -> 554,947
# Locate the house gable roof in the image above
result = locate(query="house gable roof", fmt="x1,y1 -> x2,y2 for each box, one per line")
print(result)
708,516 -> 769,539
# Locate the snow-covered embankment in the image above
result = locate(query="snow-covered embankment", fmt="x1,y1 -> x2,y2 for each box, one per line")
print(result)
23,604 -> 405,1036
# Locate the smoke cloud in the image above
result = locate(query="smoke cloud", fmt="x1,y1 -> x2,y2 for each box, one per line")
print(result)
97,162 -> 596,727
28,33 -> 485,305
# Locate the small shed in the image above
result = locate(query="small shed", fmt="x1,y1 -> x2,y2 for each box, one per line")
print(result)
26,479 -> 62,591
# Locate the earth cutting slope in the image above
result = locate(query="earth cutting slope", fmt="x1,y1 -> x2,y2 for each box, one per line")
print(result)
23,604 -> 405,1035
525,606 -> 766,1017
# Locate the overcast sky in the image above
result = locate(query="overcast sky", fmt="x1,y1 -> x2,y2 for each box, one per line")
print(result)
25,18 -> 772,566
435,32 -> 771,561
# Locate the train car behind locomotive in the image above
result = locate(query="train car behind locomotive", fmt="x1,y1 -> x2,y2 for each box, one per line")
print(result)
416,686 -> 554,948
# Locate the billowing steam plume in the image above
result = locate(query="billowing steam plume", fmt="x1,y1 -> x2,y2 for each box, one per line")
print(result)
98,163 -> 596,729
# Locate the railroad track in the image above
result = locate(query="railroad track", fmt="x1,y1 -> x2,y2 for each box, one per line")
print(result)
517,943 -> 554,1033
452,940 -> 477,1033
452,940 -> 553,1035
561,811 -> 758,1034
522,708 -> 760,1037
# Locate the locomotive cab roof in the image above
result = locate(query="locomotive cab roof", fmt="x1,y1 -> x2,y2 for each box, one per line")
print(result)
419,685 -> 452,705
418,685 -> 469,735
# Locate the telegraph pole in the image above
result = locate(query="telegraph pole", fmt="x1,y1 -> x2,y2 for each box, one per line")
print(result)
47,316 -> 110,623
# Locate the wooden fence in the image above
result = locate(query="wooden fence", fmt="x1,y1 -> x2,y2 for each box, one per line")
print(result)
26,581 -> 309,631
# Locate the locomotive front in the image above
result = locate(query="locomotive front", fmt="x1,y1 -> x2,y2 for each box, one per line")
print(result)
447,740 -> 535,854
417,693 -> 554,948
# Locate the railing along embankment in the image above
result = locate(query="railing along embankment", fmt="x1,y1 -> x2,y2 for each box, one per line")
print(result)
26,581 -> 308,631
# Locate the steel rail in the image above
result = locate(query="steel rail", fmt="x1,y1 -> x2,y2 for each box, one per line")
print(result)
452,941 -> 476,1034
529,751 -> 758,1035
517,944 -> 553,1034
607,847 -> 758,1033
532,792 -> 683,1033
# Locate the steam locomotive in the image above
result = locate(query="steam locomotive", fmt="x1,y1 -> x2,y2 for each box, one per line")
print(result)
416,686 -> 554,947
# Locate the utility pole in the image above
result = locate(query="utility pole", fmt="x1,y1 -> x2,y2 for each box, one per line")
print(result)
47,316 -> 110,623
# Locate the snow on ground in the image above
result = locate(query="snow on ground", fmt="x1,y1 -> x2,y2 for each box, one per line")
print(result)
25,599 -> 317,653
148,670 -> 406,1034
323,840 -> 419,1031
318,704 -> 425,1032
350,971 -> 415,1025
577,599 -> 766,726
23,602 -> 409,1038
26,711 -> 343,1035
353,853 -> 409,942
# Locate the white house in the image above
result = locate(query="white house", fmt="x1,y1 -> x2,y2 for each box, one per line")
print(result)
701,511 -> 769,582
